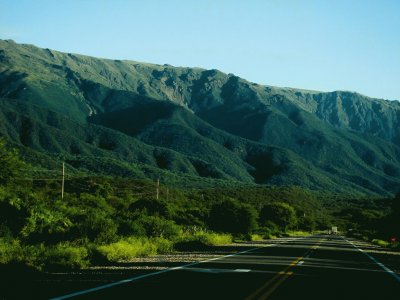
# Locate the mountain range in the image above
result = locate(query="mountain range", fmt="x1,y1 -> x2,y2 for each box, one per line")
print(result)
1,39 -> 399,196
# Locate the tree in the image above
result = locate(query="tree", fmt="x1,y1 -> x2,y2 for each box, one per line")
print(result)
297,215 -> 316,232
260,202 -> 297,230
389,193 -> 400,237
209,198 -> 258,235
0,139 -> 23,185
392,193 -> 400,217
129,198 -> 172,219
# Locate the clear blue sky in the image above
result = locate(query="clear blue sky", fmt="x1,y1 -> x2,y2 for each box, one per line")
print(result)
1,0 -> 399,100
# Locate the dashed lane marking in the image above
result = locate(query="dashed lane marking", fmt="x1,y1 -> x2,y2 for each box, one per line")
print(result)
246,238 -> 324,300
345,237 -> 400,283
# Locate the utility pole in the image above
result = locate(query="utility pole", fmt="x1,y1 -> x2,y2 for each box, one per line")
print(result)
61,162 -> 65,199
156,178 -> 160,200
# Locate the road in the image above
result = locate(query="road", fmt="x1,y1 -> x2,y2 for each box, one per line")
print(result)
3,235 -> 400,299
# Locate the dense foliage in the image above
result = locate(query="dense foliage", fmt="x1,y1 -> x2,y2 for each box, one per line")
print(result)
0,138 -> 398,272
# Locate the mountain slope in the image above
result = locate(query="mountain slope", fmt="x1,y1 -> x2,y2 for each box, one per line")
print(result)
1,97 -> 352,192
1,39 -> 400,195
89,97 -> 400,195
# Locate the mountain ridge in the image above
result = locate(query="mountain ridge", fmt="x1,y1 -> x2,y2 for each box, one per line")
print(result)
1,39 -> 399,196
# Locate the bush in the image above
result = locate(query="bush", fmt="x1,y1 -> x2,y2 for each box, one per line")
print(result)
43,242 -> 89,270
152,237 -> 174,253
137,216 -> 181,239
74,210 -> 118,244
209,199 -> 258,235
129,198 -> 172,218
260,202 -> 297,230
198,232 -> 232,246
96,237 -> 173,262
0,188 -> 28,236
0,240 -> 89,270
261,221 -> 282,238
22,243 -> 46,269
0,238 -> 23,264
97,238 -> 156,261
372,239 -> 390,248
250,234 -> 264,241
297,216 -> 316,232
0,139 -> 24,185
174,231 -> 232,250
21,205 -> 73,243
285,230 -> 310,237
118,220 -> 146,237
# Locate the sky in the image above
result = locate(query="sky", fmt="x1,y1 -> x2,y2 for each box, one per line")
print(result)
1,0 -> 399,100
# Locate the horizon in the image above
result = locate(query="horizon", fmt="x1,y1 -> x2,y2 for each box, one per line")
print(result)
2,37 -> 397,102
1,0 -> 399,101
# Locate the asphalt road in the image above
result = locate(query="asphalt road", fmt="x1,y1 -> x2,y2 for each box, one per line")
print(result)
3,235 -> 400,299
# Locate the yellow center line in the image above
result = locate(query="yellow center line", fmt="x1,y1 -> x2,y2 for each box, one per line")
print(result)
245,238 -> 324,300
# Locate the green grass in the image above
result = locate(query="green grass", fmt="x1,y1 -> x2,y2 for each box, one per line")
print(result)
44,243 -> 89,269
372,239 -> 390,248
0,239 -> 89,270
197,232 -> 233,246
250,234 -> 264,241
285,231 -> 311,237
0,238 -> 23,264
96,237 -> 173,262
176,231 -> 233,247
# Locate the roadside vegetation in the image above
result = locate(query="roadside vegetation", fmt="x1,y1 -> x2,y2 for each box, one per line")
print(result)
0,140 -> 398,271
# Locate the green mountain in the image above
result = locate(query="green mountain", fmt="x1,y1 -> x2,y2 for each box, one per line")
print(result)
1,39 -> 399,195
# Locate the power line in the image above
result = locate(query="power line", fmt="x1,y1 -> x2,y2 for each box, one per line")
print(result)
13,178 -> 61,181
14,165 -> 183,201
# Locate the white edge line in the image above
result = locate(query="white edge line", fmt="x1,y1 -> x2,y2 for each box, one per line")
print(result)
345,237 -> 400,283
50,243 -> 276,300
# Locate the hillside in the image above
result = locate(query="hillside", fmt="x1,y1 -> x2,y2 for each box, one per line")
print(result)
1,39 -> 400,195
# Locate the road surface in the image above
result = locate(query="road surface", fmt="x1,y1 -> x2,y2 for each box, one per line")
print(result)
3,235 -> 400,299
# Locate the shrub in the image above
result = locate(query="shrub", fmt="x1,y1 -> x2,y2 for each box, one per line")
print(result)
297,216 -> 316,232
174,231 -> 232,250
260,202 -> 297,230
209,199 -> 258,235
74,210 -> 118,244
0,139 -> 24,185
97,238 -> 156,261
372,239 -> 390,248
152,237 -> 174,253
260,222 -> 281,239
199,232 -> 232,246
21,242 -> 89,270
0,188 -> 28,235
44,242 -> 89,269
129,198 -> 172,218
0,240 -> 89,270
21,205 -> 73,243
118,220 -> 146,237
22,243 -> 46,269
96,237 -> 173,262
285,231 -> 310,237
250,234 -> 264,241
0,238 -> 23,264
137,216 -> 181,239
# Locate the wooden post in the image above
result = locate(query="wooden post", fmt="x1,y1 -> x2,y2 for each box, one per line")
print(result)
156,178 -> 160,200
61,162 -> 65,199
